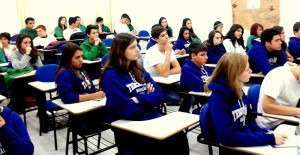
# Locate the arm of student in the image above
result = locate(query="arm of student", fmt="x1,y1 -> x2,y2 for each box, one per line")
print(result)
56,70 -> 80,103
98,43 -> 109,57
170,60 -> 181,75
80,43 -> 99,60
154,53 -> 171,77
262,95 -> 300,115
11,53 -> 31,69
180,66 -> 204,92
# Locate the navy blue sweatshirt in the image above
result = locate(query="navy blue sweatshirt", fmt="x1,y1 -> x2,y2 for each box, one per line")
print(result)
56,69 -> 97,104
102,68 -> 163,123
0,107 -> 34,155
146,38 -> 156,50
180,58 -> 212,92
173,38 -> 190,53
208,77 -> 275,147
206,44 -> 226,64
247,43 -> 287,75
288,37 -> 300,59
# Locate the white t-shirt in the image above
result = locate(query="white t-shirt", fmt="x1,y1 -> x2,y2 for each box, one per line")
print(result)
143,44 -> 176,77
63,27 -> 82,41
2,45 -> 15,61
223,38 -> 246,54
33,35 -> 56,48
256,62 -> 300,129
114,22 -> 130,34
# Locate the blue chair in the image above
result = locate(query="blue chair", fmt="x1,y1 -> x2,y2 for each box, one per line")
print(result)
101,54 -> 109,67
138,30 -> 150,37
247,84 -> 261,114
11,34 -> 18,42
197,103 -> 219,155
35,64 -> 66,150
103,38 -> 113,48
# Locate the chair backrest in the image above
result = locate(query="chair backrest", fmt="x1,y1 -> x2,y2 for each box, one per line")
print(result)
199,103 -> 217,142
11,34 -> 19,42
247,84 -> 261,113
101,54 -> 109,67
103,38 -> 113,48
35,64 -> 58,82
138,30 -> 150,37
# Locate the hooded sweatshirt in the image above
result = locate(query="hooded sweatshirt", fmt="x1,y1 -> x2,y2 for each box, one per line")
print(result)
208,77 -> 275,147
288,37 -> 300,59
206,43 -> 226,64
102,68 -> 163,123
0,107 -> 34,155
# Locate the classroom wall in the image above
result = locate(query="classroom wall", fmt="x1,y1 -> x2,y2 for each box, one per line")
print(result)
0,0 -> 299,43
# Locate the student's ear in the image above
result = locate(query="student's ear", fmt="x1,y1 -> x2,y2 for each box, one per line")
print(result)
191,53 -> 196,59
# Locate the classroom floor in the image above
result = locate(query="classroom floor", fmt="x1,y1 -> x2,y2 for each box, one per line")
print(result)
21,104 -> 219,155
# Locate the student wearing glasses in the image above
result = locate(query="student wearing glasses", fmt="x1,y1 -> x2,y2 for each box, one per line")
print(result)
19,17 -> 37,39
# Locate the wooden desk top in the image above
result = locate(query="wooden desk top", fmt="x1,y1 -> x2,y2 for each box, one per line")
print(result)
111,111 -> 199,140
52,98 -> 106,115
262,113 -> 300,123
188,86 -> 249,97
14,70 -> 36,79
28,81 -> 56,92
250,73 -> 265,78
152,74 -> 180,85
83,58 -> 102,64
175,54 -> 189,59
205,64 -> 217,68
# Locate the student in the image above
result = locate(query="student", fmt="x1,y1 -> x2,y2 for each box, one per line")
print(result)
0,106 -> 34,155
288,22 -> 300,60
126,17 -> 137,35
33,25 -> 56,48
159,17 -> 173,37
143,26 -> 181,105
173,26 -> 191,54
96,17 -> 111,33
246,23 -> 264,50
182,18 -> 202,43
179,42 -> 213,112
55,43 -> 105,104
0,32 -> 16,61
11,34 -> 43,70
19,17 -> 37,39
223,24 -> 246,54
63,17 -> 82,41
146,24 -> 160,50
273,26 -> 294,62
100,33 -> 189,155
213,21 -> 223,33
75,16 -> 86,34
203,30 -> 225,64
256,62 -> 300,129
204,53 -> 287,154
247,28 -> 287,75
114,13 -> 131,34
80,25 -> 109,61
54,16 -> 67,38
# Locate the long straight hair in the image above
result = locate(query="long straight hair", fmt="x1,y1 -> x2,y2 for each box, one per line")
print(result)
204,53 -> 248,99
16,34 -> 39,64
225,24 -> 245,49
100,33 -> 145,85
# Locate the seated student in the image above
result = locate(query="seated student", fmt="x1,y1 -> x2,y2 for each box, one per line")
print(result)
33,25 -> 56,48
159,17 -> 173,37
213,21 -> 224,34
273,26 -> 294,62
144,26 -> 181,105
256,62 -> 300,129
246,23 -> 264,50
19,17 -> 37,39
203,30 -> 226,64
288,22 -> 300,60
182,18 -> 202,43
126,17 -> 137,35
0,32 -> 16,61
205,53 -> 287,155
96,17 -> 111,33
173,26 -> 191,54
114,13 -> 131,34
11,34 -> 43,70
54,16 -> 67,38
146,24 -> 160,50
179,42 -> 213,112
223,24 -> 246,54
248,28 -> 287,75
75,16 -> 86,34
100,33 -> 189,155
55,43 -> 105,104
0,106 -> 34,155
80,25 -> 109,60
63,17 -> 82,41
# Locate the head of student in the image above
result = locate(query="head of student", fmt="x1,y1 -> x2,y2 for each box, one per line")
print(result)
189,42 -> 208,67
86,25 -> 98,41
293,22 -> 300,38
178,26 -> 191,41
273,26 -> 285,41
96,17 -> 104,25
36,25 -> 47,38
0,32 -> 11,45
120,13 -> 130,24
182,18 -> 192,29
16,34 -> 39,64
151,26 -> 168,44
75,16 -> 82,25
57,43 -> 83,74
213,21 -> 223,32
25,17 -> 35,30
58,16 -> 67,29
250,23 -> 264,37
261,28 -> 282,51
159,17 -> 169,28
225,24 -> 245,48
205,53 -> 251,99
68,17 -> 77,26
206,30 -> 223,47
